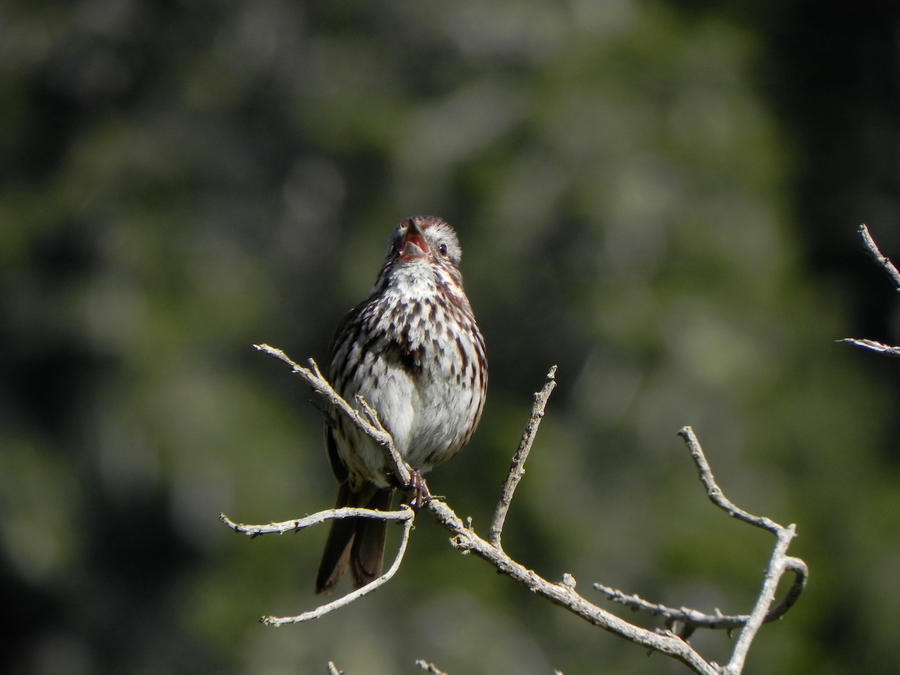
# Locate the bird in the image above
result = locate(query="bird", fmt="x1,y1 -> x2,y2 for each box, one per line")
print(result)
316,216 -> 487,593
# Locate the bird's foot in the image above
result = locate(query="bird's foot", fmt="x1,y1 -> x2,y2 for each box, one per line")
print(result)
409,471 -> 433,510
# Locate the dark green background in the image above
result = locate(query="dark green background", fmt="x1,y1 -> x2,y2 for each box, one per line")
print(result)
3,1 -> 899,673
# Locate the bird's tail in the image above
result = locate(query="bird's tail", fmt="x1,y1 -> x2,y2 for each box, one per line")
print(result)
315,483 -> 395,593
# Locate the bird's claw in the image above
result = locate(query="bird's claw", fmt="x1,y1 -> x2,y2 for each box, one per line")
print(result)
408,470 -> 432,510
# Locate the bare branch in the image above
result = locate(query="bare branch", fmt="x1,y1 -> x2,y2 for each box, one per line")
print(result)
354,393 -> 412,485
594,551 -> 807,633
253,343 -> 412,486
219,507 -> 413,537
677,426 -> 781,535
260,509 -> 415,626
489,365 -> 557,548
858,223 -> 900,291
724,526 -> 795,674
594,584 -> 751,631
772,556 -> 809,620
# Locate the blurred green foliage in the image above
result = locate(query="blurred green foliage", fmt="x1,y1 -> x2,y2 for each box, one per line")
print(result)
2,1 -> 899,673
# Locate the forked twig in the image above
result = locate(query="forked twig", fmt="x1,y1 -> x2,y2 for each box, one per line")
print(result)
223,345 -> 419,627
253,343 -> 412,485
259,508 -> 414,626
594,552 -> 807,633
489,365 -> 557,548
677,426 -> 805,674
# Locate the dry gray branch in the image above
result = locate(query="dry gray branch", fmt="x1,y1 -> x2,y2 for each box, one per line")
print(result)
254,509 -> 414,626
677,426 -> 781,533
219,507 -> 413,537
253,343 -> 412,485
677,426 -> 807,675
594,552 -> 807,633
223,346 -> 808,674
489,364 -> 557,548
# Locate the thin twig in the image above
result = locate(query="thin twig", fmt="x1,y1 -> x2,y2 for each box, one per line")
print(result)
594,551 -> 807,631
260,509 -> 415,626
676,426 -> 804,675
724,524 -> 796,675
837,338 -> 900,357
253,343 -> 412,486
356,394 -> 411,485
678,426 -> 781,535
858,223 -> 900,291
489,365 -> 557,548
219,507 -> 413,537
773,556 -> 809,619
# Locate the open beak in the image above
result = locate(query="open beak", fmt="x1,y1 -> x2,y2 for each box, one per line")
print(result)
398,219 -> 430,260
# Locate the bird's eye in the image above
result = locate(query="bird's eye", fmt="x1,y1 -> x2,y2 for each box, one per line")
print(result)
438,243 -> 448,256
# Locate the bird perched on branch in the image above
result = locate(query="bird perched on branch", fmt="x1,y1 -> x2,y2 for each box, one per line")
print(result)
316,216 -> 487,593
